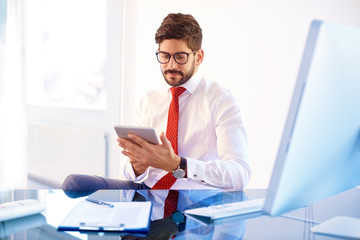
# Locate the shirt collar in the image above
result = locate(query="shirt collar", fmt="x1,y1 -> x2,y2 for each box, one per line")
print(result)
178,70 -> 202,94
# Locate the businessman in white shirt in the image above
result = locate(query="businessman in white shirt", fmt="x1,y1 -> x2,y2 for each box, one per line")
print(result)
62,13 -> 250,195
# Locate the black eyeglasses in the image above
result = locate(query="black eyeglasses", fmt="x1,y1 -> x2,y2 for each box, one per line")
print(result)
156,50 -> 196,65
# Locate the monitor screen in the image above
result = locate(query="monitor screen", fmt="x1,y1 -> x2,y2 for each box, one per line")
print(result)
263,20 -> 360,216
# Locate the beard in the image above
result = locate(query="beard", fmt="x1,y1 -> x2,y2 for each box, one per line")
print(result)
162,60 -> 196,87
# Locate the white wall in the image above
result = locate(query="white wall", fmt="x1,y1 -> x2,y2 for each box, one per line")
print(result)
0,0 -> 27,188
132,0 -> 360,188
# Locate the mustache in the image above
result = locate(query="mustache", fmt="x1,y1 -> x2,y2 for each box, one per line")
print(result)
164,69 -> 184,76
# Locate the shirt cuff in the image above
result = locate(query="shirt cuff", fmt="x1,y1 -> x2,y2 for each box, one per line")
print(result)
124,160 -> 149,183
134,168 -> 150,183
186,157 -> 207,183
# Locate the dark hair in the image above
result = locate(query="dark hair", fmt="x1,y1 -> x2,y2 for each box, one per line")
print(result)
155,13 -> 202,51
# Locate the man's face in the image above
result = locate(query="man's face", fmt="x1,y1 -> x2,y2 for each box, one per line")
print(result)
158,39 -> 200,87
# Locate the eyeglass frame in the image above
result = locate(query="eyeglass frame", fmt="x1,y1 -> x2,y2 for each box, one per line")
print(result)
155,50 -> 197,65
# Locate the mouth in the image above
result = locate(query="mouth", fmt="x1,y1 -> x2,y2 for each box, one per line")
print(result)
165,70 -> 184,77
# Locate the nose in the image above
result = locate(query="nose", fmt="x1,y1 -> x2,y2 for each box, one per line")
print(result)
167,56 -> 178,68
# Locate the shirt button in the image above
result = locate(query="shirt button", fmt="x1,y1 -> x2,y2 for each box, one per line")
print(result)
193,174 -> 197,178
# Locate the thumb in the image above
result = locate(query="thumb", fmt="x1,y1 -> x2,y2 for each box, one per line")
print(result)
160,132 -> 171,146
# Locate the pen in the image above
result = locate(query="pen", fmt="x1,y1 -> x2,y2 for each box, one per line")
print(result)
86,198 -> 114,208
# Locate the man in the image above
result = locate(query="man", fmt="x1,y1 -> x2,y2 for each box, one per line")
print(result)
62,13 -> 250,195
118,13 -> 250,191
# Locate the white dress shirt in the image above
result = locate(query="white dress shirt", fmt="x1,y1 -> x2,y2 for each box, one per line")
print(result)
121,71 -> 251,191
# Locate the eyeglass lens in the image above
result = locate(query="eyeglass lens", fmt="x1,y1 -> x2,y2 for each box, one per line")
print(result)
157,52 -> 190,64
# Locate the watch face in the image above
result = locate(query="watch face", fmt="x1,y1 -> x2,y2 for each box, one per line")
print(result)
173,169 -> 185,179
172,211 -> 185,223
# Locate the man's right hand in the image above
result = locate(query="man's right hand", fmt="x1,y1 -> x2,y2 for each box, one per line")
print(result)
118,136 -> 150,176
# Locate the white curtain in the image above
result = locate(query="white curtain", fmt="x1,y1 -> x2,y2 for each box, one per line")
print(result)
0,0 -> 26,188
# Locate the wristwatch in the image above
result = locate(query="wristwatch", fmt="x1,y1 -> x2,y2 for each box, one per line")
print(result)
171,211 -> 186,232
172,157 -> 187,179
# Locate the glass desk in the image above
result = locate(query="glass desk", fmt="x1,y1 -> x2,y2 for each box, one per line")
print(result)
0,188 -> 359,240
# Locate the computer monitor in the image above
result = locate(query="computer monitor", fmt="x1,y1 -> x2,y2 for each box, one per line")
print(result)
263,20 -> 360,216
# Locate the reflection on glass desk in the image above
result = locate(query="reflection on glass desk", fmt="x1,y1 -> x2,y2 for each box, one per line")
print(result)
0,188 -> 359,240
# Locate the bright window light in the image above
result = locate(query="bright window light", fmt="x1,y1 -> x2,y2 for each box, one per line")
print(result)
24,0 -> 107,109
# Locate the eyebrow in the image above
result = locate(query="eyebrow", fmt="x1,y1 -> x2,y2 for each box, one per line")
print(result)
157,51 -> 191,54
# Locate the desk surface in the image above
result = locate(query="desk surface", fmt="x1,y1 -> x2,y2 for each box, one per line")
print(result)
0,188 -> 359,240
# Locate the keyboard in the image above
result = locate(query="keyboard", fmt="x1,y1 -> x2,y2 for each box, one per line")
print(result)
184,198 -> 265,220
0,199 -> 46,222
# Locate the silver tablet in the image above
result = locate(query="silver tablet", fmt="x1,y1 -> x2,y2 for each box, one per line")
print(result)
114,125 -> 159,145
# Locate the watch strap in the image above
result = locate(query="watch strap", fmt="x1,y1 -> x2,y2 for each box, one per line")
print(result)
179,157 -> 187,171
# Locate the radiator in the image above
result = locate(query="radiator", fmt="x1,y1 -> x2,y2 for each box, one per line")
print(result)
27,123 -> 107,188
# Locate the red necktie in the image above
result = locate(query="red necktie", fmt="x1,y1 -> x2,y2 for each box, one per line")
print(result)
152,87 -> 186,217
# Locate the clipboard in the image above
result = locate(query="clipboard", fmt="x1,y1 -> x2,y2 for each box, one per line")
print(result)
57,200 -> 152,233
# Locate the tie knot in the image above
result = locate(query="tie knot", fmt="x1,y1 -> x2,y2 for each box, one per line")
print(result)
170,87 -> 186,98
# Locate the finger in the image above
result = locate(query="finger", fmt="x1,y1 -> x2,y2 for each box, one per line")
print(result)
122,145 -> 146,161
129,157 -> 140,165
127,133 -> 149,148
128,158 -> 137,164
121,149 -> 130,157
122,150 -> 138,160
129,159 -> 146,168
117,137 -> 129,143
118,138 -> 128,149
117,137 -> 126,147
119,137 -> 138,151
127,153 -> 147,169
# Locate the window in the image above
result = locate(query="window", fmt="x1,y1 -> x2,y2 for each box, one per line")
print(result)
24,0 -> 107,109
24,0 -> 126,183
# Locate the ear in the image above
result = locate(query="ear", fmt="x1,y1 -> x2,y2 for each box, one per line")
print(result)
195,49 -> 204,67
